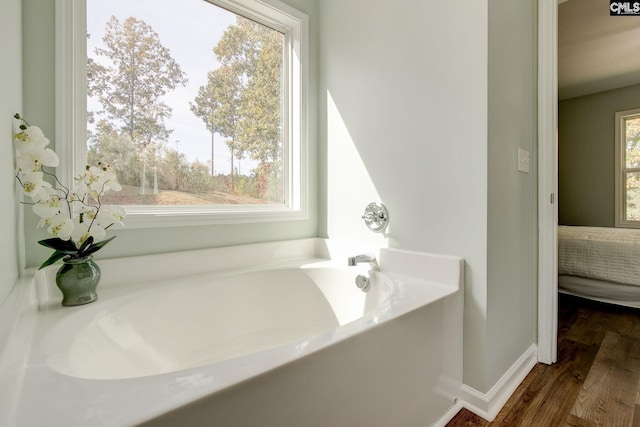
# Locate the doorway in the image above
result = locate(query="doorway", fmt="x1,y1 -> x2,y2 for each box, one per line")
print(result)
538,0 -> 640,364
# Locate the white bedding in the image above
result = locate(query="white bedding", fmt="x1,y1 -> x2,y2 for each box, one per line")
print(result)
558,275 -> 640,309
558,225 -> 640,287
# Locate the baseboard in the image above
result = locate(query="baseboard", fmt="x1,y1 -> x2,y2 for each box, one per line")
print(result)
431,400 -> 464,427
460,344 -> 538,421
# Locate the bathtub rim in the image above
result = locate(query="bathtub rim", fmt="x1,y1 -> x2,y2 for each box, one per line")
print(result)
40,265 -> 400,381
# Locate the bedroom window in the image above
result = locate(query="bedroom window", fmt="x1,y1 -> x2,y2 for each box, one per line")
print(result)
56,0 -> 308,228
615,108 -> 640,228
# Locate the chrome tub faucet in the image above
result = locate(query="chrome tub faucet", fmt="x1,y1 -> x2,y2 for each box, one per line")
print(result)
347,254 -> 379,270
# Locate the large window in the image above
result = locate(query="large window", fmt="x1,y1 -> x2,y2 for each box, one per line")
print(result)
615,108 -> 640,228
56,0 -> 308,228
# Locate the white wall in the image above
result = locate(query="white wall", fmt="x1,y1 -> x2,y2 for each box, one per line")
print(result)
486,0 -> 538,389
0,0 -> 22,306
558,83 -> 640,227
20,0 -> 318,267
318,0 -> 491,391
318,0 -> 538,394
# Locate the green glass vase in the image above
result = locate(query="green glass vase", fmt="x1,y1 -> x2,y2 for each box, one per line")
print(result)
55,256 -> 101,306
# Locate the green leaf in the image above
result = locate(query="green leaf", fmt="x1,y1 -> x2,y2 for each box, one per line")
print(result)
83,235 -> 116,256
38,250 -> 68,270
77,236 -> 94,255
38,238 -> 78,254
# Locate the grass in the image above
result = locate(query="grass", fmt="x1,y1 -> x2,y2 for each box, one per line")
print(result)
98,184 -> 270,206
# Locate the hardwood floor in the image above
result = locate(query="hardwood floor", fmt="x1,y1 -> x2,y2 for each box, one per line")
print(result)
446,294 -> 640,426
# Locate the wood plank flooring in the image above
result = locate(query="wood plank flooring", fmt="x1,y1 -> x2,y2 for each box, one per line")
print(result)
446,294 -> 640,426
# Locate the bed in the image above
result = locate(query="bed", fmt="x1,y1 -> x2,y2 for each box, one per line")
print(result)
557,225 -> 640,309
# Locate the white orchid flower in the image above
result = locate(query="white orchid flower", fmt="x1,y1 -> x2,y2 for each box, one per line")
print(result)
36,216 -> 49,229
16,147 -> 59,172
76,165 -> 101,183
46,215 -> 75,241
32,196 -> 63,218
78,205 -> 99,222
96,205 -> 126,229
76,166 -> 107,200
34,196 -> 70,226
99,169 -> 122,192
88,184 -> 104,200
20,172 -> 53,202
67,189 -> 86,203
71,220 -> 106,246
13,116 -> 125,266
14,125 -> 51,154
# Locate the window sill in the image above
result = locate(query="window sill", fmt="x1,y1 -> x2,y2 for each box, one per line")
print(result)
122,205 -> 308,228
615,220 -> 640,229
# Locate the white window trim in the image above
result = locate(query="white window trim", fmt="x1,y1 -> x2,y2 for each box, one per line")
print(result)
55,0 -> 309,229
615,108 -> 640,228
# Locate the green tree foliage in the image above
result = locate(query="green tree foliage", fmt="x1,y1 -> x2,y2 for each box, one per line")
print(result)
88,127 -> 142,186
88,16 -> 188,194
625,117 -> 640,220
87,14 -> 281,204
626,118 -> 640,168
162,148 -> 190,190
88,16 -> 188,147
190,65 -> 243,187
191,16 -> 284,201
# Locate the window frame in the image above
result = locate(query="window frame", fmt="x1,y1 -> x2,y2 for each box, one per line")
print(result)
55,0 -> 309,229
615,108 -> 640,228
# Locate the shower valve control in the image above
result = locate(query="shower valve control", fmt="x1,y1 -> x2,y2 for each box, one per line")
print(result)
362,202 -> 389,233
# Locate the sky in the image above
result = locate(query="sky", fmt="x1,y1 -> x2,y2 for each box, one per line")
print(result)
87,0 -> 257,175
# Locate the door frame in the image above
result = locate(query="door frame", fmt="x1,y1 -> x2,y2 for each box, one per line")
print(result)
537,0 -> 559,365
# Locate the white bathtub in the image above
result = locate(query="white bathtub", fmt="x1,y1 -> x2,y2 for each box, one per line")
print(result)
44,267 -> 395,380
0,238 -> 463,427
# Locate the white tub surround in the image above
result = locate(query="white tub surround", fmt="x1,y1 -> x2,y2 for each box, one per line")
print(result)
0,238 -> 463,427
